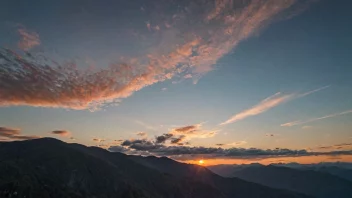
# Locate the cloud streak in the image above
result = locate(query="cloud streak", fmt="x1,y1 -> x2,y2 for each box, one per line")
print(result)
215,141 -> 247,147
281,109 -> 352,127
51,130 -> 71,137
0,126 -> 40,141
220,92 -> 293,125
0,0 -> 312,110
298,85 -> 330,97
220,86 -> 329,125
92,138 -> 105,142
227,141 -> 247,146
316,143 -> 352,151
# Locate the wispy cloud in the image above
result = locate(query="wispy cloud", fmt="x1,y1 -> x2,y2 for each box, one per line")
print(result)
0,1 -> 312,110
220,86 -> 329,125
0,126 -> 40,141
136,132 -> 147,137
17,26 -> 40,51
217,141 -> 248,147
220,92 -> 292,125
135,120 -> 160,131
92,138 -> 105,143
228,141 -> 247,146
298,85 -> 330,97
315,143 -> 352,151
281,109 -> 352,127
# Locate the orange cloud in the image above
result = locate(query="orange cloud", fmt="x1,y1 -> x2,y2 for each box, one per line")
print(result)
183,155 -> 352,166
170,123 -> 218,140
174,125 -> 198,133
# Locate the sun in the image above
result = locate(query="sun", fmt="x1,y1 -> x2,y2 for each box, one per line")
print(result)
198,160 -> 205,165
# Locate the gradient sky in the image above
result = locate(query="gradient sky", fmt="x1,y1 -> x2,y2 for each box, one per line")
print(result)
0,0 -> 351,165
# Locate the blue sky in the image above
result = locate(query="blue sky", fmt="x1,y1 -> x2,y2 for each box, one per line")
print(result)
0,0 -> 351,164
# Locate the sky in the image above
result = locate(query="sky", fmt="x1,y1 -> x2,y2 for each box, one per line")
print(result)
0,0 -> 351,166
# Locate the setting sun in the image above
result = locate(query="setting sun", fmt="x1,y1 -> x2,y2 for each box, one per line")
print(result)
198,160 -> 205,165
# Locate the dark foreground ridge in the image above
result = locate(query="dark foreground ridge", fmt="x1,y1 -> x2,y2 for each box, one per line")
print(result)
0,138 -> 312,198
208,164 -> 352,198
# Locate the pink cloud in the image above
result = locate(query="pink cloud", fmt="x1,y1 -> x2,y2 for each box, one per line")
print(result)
0,40 -> 199,110
17,27 -> 40,51
189,0 -> 302,76
146,22 -> 151,31
183,74 -> 193,79
0,1 -> 313,110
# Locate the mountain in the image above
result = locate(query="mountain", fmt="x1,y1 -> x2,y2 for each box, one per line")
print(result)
206,163 -> 263,177
208,164 -> 352,198
128,155 -> 312,198
0,138 -> 312,198
303,166 -> 352,182
273,163 -> 352,182
275,162 -> 352,170
0,138 -> 223,198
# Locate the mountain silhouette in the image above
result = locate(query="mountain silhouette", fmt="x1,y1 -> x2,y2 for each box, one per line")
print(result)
273,163 -> 352,182
0,138 -> 312,198
208,164 -> 352,198
129,155 -> 314,198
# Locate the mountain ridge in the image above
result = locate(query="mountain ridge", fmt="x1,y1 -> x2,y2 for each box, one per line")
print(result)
208,163 -> 352,198
0,138 -> 313,198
